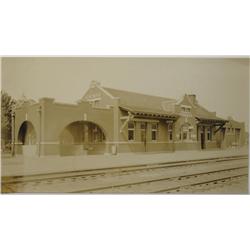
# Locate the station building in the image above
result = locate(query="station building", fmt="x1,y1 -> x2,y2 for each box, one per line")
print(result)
11,81 -> 246,156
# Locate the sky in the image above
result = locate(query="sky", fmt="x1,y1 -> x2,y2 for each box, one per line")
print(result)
1,57 -> 249,131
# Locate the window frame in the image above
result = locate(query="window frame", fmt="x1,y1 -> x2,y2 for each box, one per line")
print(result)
168,123 -> 173,141
128,121 -> 135,141
207,127 -> 212,141
180,123 -> 192,142
151,123 -> 158,141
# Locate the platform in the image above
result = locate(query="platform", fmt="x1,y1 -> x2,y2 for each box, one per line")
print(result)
1,146 -> 249,177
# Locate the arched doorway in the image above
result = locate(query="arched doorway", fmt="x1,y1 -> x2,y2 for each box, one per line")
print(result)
59,121 -> 106,156
18,121 -> 37,145
17,121 -> 37,155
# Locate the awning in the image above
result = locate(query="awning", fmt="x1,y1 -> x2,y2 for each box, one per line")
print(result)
120,105 -> 178,120
196,117 -> 228,125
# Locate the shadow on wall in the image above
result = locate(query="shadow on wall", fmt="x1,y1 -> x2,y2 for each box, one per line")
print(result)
59,121 -> 106,156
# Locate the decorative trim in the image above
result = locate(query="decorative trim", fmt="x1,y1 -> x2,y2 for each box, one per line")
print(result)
132,118 -> 160,123
97,85 -> 116,99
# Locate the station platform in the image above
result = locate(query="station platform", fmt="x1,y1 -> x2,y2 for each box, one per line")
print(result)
1,146 -> 249,177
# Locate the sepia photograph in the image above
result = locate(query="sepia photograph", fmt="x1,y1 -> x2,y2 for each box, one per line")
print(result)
1,57 -> 249,194
1,2 -> 250,250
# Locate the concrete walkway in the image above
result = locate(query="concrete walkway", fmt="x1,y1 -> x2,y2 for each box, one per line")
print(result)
1,146 -> 249,177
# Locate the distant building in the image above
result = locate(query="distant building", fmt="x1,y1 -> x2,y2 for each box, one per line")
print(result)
12,81 -> 246,156
224,117 -> 246,147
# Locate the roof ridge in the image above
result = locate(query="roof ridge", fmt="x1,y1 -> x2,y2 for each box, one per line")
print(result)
103,86 -> 176,101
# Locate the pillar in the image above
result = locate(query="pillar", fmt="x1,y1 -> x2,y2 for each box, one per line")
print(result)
172,121 -> 176,152
37,106 -> 42,157
113,98 -> 120,154
11,111 -> 15,157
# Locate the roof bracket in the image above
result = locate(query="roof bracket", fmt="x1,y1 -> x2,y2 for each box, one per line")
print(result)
120,112 -> 134,133
214,123 -> 226,134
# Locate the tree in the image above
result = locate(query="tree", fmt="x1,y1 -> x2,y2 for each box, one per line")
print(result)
1,91 -> 16,151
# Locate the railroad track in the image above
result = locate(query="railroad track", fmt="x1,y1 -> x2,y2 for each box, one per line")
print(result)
1,155 -> 248,193
74,166 -> 248,193
2,154 -> 248,184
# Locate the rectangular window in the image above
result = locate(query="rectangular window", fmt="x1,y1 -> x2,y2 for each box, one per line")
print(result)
181,106 -> 191,113
140,122 -> 146,142
151,123 -> 158,141
128,122 -> 135,141
168,123 -> 173,141
207,127 -> 212,141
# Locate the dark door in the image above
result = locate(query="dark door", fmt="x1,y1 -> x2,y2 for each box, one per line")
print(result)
200,127 -> 205,149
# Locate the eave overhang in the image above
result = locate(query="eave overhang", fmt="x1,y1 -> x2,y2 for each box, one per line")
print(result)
195,116 -> 228,126
120,106 -> 178,120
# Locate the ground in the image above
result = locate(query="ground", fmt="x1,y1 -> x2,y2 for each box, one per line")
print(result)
1,146 -> 249,194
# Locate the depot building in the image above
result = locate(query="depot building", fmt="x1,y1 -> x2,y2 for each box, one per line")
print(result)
11,81 -> 246,156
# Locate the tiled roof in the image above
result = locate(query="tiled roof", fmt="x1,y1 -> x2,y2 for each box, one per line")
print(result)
194,104 -> 226,122
103,87 -> 175,112
103,86 -> 226,122
183,94 -> 227,122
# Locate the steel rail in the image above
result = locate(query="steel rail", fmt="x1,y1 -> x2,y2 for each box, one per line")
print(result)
72,166 -> 248,193
2,155 -> 248,185
155,174 -> 248,193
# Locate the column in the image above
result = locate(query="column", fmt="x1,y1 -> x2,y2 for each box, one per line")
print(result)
113,98 -> 120,154
84,123 -> 89,144
11,111 -> 15,157
172,121 -> 176,152
37,106 -> 42,157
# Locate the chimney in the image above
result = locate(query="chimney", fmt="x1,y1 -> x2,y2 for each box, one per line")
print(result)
90,80 -> 101,88
188,94 -> 197,104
